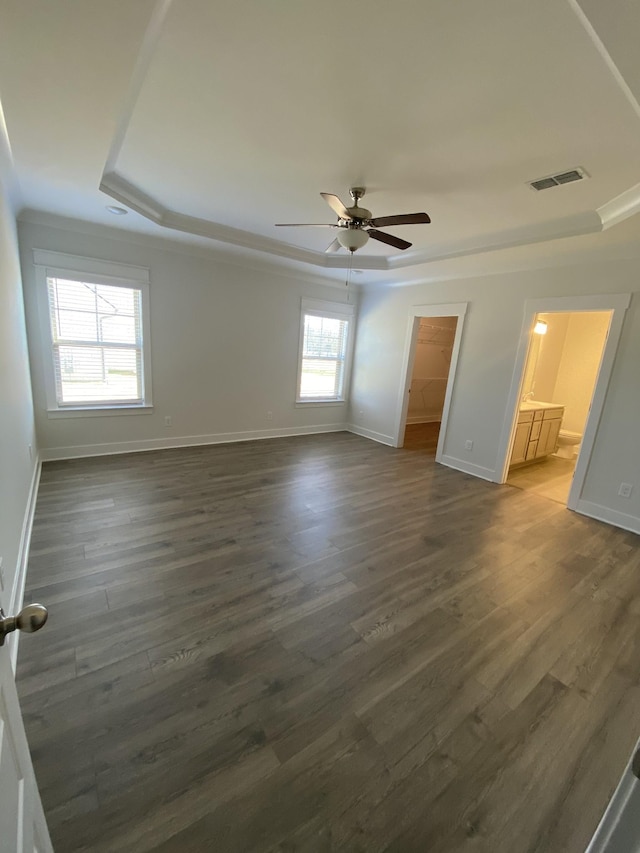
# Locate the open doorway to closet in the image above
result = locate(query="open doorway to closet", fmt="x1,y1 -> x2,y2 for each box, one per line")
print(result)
393,302 -> 468,458
403,317 -> 458,454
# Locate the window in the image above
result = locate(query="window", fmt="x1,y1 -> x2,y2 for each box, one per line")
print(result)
34,251 -> 152,414
297,298 -> 354,403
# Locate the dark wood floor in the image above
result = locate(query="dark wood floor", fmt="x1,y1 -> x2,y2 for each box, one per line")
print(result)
17,430 -> 640,852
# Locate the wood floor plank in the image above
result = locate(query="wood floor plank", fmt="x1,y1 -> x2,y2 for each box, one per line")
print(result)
16,429 -> 640,852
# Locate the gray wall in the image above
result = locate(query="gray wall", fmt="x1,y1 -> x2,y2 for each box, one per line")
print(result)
18,218 -> 354,458
0,180 -> 38,612
349,261 -> 640,528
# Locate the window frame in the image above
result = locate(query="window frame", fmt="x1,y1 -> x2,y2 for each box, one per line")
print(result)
296,297 -> 355,405
33,250 -> 153,417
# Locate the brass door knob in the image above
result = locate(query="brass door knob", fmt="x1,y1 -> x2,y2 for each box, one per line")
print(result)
0,604 -> 48,646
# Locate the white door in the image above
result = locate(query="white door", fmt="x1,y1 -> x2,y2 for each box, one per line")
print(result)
0,638 -> 52,853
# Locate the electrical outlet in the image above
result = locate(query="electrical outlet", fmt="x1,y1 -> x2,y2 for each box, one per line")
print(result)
164,416 -> 172,428
0,557 -> 4,592
266,411 -> 273,421
618,483 -> 633,498
464,440 -> 473,451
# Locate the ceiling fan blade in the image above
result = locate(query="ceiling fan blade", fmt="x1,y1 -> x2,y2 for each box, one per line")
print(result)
275,223 -> 337,227
320,192 -> 352,220
368,229 -> 412,250
325,238 -> 342,253
369,213 -> 431,227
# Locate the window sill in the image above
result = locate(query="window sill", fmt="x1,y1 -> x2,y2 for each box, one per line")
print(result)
295,400 -> 346,408
47,405 -> 154,419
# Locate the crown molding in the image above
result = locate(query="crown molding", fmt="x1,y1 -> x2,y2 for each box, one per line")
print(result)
598,182 -> 640,230
568,0 -> 640,122
0,93 -> 22,214
17,208 -> 359,291
88,0 -> 640,273
101,167 -> 616,272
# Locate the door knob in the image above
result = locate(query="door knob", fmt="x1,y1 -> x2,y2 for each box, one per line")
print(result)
0,604 -> 48,646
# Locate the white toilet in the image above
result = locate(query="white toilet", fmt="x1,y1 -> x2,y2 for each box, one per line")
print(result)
555,429 -> 582,459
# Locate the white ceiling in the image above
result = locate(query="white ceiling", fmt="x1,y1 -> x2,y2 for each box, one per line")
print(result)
2,0 -> 640,284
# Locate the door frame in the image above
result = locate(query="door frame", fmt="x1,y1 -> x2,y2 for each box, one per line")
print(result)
495,292 -> 631,510
393,301 -> 468,459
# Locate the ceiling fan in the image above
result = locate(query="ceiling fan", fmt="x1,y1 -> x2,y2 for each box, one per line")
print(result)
275,187 -> 431,253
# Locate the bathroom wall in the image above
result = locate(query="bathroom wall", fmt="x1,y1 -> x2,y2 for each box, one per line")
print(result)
527,311 -> 610,434
406,316 -> 456,423
525,313 -> 569,402
552,312 -> 611,433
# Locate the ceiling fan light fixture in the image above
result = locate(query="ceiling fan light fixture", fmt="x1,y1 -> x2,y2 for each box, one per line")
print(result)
337,228 -> 369,252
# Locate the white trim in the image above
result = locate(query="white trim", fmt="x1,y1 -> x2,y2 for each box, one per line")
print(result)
47,405 -> 153,419
33,253 -> 153,412
567,0 -> 640,123
32,249 -> 149,283
8,456 -> 42,673
393,302 -> 468,459
102,0 -> 173,175
19,210 -> 357,291
38,424 -> 348,461
439,454 -> 497,483
300,297 -> 354,318
598,182 -> 640,230
296,297 -> 356,404
585,742 -> 639,853
347,424 -> 395,446
575,499 -> 640,536
99,167 -> 640,269
495,293 -> 631,513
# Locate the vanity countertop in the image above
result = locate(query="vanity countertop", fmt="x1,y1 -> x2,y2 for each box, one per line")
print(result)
519,400 -> 564,412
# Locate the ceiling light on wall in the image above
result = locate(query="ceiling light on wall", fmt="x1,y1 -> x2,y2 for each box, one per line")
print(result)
105,205 -> 128,215
337,228 -> 369,253
534,320 -> 548,335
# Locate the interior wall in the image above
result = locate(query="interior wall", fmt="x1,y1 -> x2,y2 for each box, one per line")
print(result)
18,218 -> 354,457
406,317 -> 456,424
523,313 -> 569,402
350,260 -> 640,528
0,179 -> 38,612
551,312 -> 611,434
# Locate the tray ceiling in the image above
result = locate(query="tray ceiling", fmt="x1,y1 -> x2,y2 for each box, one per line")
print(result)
2,0 -> 640,282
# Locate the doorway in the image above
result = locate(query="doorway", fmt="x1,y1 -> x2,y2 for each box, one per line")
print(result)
496,293 -> 631,513
403,317 -> 458,454
506,310 -> 611,503
393,302 -> 468,458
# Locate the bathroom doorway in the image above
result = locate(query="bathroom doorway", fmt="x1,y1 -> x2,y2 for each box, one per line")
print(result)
506,310 -> 611,503
496,293 -> 631,512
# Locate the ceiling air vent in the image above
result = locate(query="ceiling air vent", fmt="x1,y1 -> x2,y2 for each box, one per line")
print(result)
529,167 -> 589,191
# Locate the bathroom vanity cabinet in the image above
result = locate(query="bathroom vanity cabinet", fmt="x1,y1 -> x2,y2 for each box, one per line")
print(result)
511,403 -> 564,466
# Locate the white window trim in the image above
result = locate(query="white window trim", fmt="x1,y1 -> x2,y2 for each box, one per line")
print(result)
33,250 -> 153,416
296,297 -> 355,404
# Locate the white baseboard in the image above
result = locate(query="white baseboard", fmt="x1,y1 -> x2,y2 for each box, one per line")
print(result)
39,423 -> 348,461
347,424 -> 396,446
575,499 -> 640,535
440,453 -> 497,483
9,454 -> 42,672
406,415 -> 441,425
